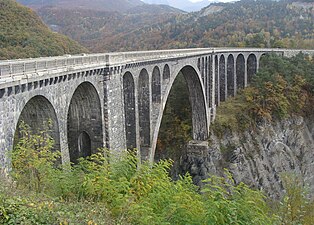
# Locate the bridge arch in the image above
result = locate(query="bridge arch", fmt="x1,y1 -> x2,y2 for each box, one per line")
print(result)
123,72 -> 137,150
151,64 -> 208,162
247,54 -> 257,84
215,55 -> 219,105
162,64 -> 170,81
227,54 -> 235,97
14,95 -> 60,153
152,66 -> 161,104
138,69 -> 151,160
219,55 -> 226,102
67,81 -> 103,163
236,54 -> 245,90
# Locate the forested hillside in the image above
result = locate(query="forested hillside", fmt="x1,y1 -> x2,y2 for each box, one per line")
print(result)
37,7 -> 179,51
38,0 -> 314,52
0,0 -> 87,59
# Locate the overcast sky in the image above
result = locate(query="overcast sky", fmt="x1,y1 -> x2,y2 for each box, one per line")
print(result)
189,0 -> 236,2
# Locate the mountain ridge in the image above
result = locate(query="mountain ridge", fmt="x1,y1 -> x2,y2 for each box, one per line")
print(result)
16,0 -> 184,13
37,0 -> 313,53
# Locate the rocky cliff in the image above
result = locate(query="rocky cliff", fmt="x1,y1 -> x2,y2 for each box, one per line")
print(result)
183,115 -> 314,199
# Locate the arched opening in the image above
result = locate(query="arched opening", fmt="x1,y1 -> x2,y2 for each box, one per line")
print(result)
78,131 -> 91,157
123,72 -> 136,150
14,95 -> 60,153
219,55 -> 226,102
200,57 -> 204,84
138,69 -> 150,161
247,54 -> 257,84
205,56 -> 208,85
67,82 -> 103,163
152,66 -> 161,104
236,54 -> 245,90
197,58 -> 201,71
207,56 -> 212,107
215,55 -> 219,105
227,54 -> 235,97
155,66 -> 208,178
162,64 -> 170,81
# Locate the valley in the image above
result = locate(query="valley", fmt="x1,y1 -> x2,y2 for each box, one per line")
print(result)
0,0 -> 313,224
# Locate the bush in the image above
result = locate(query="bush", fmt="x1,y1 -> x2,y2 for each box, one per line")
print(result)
4,124 -> 281,224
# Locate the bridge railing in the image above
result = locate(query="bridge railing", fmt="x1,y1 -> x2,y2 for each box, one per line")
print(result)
0,54 -> 109,79
0,48 -> 214,79
106,48 -> 213,64
1,48 -> 313,80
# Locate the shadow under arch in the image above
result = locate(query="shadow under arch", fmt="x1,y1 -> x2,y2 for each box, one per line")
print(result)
227,54 -> 235,97
219,55 -> 226,102
14,95 -> 60,154
152,66 -> 161,104
123,71 -> 136,150
236,54 -> 245,90
162,64 -> 170,81
138,68 -> 151,161
151,65 -> 208,162
247,54 -> 257,84
67,81 -> 103,163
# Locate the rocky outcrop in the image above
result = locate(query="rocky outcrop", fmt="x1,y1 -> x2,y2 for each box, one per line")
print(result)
182,116 -> 314,199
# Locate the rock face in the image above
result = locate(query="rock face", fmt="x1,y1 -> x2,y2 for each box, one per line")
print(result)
182,116 -> 314,199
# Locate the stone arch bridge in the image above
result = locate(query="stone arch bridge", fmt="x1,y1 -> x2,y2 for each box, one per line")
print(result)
0,48 -> 312,167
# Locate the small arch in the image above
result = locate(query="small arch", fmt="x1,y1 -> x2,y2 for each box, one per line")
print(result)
236,54 -> 245,90
201,57 -> 205,83
207,56 -> 212,107
247,54 -> 257,84
14,95 -> 60,156
227,54 -> 235,97
67,82 -> 103,163
138,69 -> 151,161
162,64 -> 170,81
152,66 -> 161,104
197,58 -> 201,71
123,72 -> 136,150
78,131 -> 91,158
259,53 -> 269,69
205,56 -> 208,85
219,55 -> 226,102
215,55 -> 219,105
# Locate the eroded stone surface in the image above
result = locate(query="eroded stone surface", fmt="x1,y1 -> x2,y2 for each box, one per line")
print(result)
183,116 -> 314,198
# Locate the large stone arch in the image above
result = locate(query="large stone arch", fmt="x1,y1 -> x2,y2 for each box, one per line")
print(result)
227,54 -> 235,97
219,55 -> 226,102
123,72 -> 136,150
151,65 -> 208,162
247,54 -> 257,84
67,82 -> 103,163
14,95 -> 60,152
236,54 -> 245,90
152,66 -> 161,104
138,68 -> 151,161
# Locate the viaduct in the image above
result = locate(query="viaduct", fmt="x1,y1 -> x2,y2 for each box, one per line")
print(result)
0,48 -> 313,167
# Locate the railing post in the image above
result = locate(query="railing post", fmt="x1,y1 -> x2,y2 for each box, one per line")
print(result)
9,63 -> 12,76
